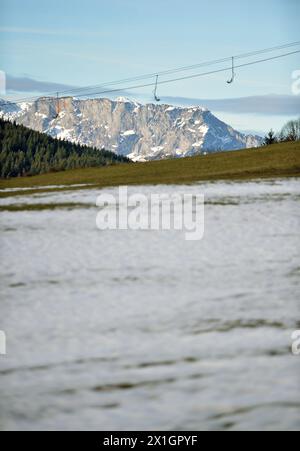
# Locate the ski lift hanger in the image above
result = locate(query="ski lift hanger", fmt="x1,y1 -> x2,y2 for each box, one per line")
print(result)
1,45 -> 300,109
227,57 -> 235,84
153,75 -> 160,102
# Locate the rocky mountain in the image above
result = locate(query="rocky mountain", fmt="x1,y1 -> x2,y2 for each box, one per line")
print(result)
0,97 -> 262,161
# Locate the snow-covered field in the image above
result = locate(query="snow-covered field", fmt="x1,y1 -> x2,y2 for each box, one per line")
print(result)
0,178 -> 299,430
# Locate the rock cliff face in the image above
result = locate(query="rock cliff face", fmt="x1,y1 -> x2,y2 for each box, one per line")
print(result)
0,97 -> 262,161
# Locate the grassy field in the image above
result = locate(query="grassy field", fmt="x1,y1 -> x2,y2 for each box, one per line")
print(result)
1,141 -> 299,198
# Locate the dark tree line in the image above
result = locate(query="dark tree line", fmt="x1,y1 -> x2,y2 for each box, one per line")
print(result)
0,119 -> 130,178
264,118 -> 300,146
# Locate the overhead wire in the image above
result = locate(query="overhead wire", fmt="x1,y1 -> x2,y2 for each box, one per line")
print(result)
1,42 -> 300,106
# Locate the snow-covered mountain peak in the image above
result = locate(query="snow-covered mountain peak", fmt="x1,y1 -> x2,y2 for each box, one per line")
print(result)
0,97 -> 262,161
115,96 -> 141,106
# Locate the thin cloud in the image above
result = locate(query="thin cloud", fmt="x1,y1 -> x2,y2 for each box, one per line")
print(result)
6,75 -> 76,93
0,27 -> 70,36
5,75 -> 300,117
0,27 -> 110,37
162,94 -> 300,116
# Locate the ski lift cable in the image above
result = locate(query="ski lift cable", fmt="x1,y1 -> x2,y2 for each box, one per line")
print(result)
1,45 -> 300,107
28,40 -> 300,98
2,42 -> 300,106
1,49 -> 300,106
8,40 -> 300,106
60,49 -> 300,99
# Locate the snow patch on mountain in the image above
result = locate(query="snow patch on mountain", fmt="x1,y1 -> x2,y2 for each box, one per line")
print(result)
0,97 -> 263,161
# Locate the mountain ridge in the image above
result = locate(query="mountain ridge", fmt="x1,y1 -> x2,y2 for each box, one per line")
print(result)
0,97 -> 263,161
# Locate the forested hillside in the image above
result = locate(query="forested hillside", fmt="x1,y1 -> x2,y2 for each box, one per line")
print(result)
0,119 -> 130,178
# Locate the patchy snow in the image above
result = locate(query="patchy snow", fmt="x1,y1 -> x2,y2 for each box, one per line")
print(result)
127,152 -> 147,162
20,102 -> 31,111
176,119 -> 186,128
56,128 -> 74,140
35,112 -> 47,119
0,96 -> 262,161
122,130 -> 136,136
198,124 -> 209,135
116,97 -> 140,107
151,146 -> 164,152
116,96 -> 131,103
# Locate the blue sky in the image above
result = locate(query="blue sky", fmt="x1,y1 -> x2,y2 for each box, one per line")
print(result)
0,0 -> 299,134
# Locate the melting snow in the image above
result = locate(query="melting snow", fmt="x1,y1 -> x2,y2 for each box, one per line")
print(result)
198,124 -> 209,135
20,102 -> 31,111
122,130 -> 136,136
35,112 -> 47,119
176,120 -> 186,128
56,128 -> 74,140
116,97 -> 140,107
151,146 -> 164,152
